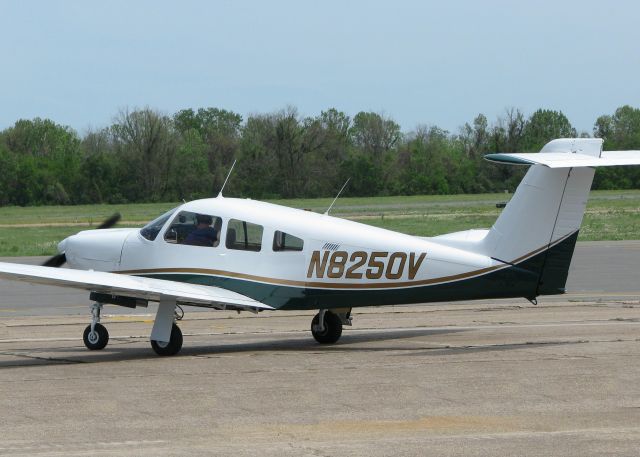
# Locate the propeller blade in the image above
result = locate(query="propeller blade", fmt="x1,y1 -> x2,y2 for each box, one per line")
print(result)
96,213 -> 121,230
42,253 -> 66,268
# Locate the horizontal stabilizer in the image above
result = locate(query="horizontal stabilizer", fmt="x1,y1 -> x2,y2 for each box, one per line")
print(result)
486,137 -> 640,168
485,150 -> 640,168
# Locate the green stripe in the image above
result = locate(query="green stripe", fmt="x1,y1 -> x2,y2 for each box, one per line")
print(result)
140,232 -> 578,310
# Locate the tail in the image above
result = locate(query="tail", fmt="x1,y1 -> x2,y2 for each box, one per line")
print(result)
482,138 -> 640,297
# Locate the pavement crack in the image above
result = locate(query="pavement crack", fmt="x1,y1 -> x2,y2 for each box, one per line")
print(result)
0,351 -> 85,364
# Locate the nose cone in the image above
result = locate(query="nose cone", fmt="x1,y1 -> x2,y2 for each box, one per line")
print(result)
64,228 -> 137,271
57,238 -> 68,254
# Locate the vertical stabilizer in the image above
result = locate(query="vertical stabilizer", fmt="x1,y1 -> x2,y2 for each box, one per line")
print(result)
482,166 -> 594,262
482,139 -> 598,296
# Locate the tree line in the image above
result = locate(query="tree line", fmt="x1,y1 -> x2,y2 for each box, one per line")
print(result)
0,105 -> 639,206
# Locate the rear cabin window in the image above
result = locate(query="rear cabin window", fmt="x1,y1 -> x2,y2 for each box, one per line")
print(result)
164,211 -> 222,247
273,231 -> 304,252
226,219 -> 263,252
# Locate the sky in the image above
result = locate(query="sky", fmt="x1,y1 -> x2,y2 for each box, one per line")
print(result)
1,0 -> 639,135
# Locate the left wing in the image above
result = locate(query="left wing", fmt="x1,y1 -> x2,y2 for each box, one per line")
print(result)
0,262 -> 272,312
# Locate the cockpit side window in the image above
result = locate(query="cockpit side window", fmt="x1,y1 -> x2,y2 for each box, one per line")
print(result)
273,231 -> 304,252
226,219 -> 263,251
164,211 -> 222,247
140,207 -> 177,241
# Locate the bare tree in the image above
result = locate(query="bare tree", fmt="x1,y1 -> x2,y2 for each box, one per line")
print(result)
110,108 -> 176,200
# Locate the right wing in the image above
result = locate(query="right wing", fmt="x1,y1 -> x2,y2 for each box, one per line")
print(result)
0,262 -> 273,312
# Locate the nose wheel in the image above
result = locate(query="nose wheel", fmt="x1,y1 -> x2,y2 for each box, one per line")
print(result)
83,323 -> 109,350
83,303 -> 109,350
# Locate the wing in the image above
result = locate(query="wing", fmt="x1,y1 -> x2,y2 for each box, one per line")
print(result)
0,261 -> 272,312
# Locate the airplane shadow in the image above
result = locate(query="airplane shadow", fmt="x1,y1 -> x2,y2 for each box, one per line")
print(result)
0,327 -> 574,368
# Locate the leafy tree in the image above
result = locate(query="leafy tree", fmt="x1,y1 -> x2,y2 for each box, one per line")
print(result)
350,112 -> 401,159
1,104 -> 640,206
236,113 -> 281,198
1,118 -> 83,204
174,107 -> 242,195
339,153 -> 385,196
0,146 -> 19,205
593,105 -> 640,189
168,129 -> 212,201
594,105 -> 640,149
522,109 -> 576,151
395,126 -> 451,195
79,129 -> 124,203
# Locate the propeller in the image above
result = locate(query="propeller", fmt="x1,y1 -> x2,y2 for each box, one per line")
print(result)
95,212 -> 121,230
41,213 -> 121,268
42,252 -> 67,268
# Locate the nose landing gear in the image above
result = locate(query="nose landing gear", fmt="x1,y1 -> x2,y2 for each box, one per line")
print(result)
83,302 -> 109,350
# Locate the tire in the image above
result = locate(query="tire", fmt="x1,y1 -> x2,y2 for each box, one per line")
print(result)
151,323 -> 183,356
83,323 -> 109,350
311,311 -> 343,344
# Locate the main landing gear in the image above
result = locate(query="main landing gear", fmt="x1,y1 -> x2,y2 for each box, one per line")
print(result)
311,308 -> 352,344
82,300 -> 184,356
150,323 -> 183,356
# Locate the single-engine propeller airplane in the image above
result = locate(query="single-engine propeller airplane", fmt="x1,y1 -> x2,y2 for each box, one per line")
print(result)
0,138 -> 639,356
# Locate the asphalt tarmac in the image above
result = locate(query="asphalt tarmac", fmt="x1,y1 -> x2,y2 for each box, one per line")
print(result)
0,241 -> 639,456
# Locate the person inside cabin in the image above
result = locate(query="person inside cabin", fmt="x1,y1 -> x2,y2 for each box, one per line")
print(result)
184,214 -> 217,247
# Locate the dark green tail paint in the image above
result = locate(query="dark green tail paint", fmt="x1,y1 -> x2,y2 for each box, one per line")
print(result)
142,232 -> 579,311
536,230 -> 579,295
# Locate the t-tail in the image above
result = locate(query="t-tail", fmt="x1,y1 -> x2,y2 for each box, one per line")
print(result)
480,138 -> 640,298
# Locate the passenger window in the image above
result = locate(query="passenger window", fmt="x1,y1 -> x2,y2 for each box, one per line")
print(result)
164,211 -> 222,247
226,219 -> 263,251
273,231 -> 304,252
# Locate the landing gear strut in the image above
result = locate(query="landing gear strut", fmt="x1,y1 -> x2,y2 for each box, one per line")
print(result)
149,298 -> 183,356
83,302 -> 109,350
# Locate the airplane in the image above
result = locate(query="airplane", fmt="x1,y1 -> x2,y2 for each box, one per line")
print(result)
0,137 -> 639,356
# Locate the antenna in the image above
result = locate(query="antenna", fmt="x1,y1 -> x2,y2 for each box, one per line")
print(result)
217,159 -> 237,198
324,178 -> 350,215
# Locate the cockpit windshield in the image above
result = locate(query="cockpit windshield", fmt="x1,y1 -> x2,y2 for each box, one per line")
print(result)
140,207 -> 177,241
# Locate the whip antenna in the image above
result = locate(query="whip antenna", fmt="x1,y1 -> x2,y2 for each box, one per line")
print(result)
324,178 -> 350,215
217,159 -> 237,197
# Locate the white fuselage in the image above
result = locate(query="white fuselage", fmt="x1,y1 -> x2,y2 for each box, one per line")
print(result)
61,197 -> 502,309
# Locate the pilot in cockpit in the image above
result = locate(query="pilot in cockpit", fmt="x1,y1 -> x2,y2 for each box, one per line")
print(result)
184,214 -> 217,247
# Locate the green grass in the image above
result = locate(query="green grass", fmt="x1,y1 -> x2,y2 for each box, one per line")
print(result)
0,202 -> 177,225
360,215 -> 502,237
0,227 -> 81,257
0,190 -> 638,256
